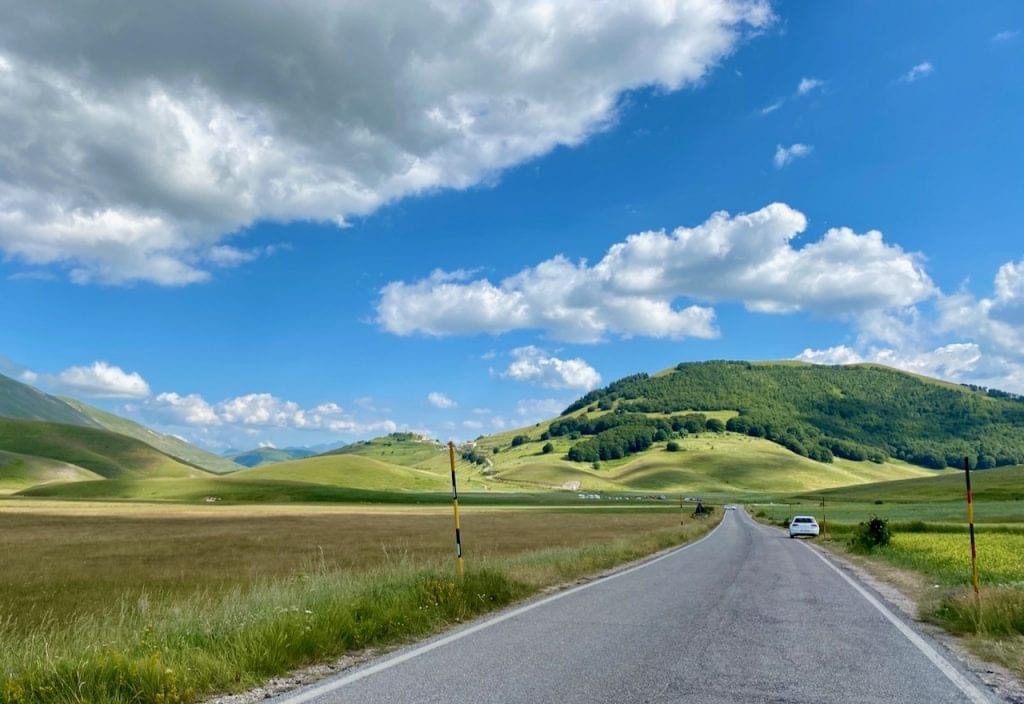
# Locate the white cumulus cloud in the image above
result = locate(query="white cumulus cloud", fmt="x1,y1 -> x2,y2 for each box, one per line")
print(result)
427,391 -> 457,409
0,0 -> 770,285
144,391 -> 396,435
773,143 -> 812,168
148,392 -> 221,426
797,257 -> 1024,393
378,203 -> 934,342
50,361 -> 151,399
501,346 -> 601,390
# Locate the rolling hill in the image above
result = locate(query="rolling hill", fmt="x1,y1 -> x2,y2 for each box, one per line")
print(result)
455,414 -> 942,495
0,371 -> 241,474
61,397 -> 242,474
9,361 -> 1024,503
233,454 -> 452,492
327,433 -> 445,466
807,465 -> 1024,504
0,449 -> 103,493
0,372 -> 98,427
0,417 -> 207,481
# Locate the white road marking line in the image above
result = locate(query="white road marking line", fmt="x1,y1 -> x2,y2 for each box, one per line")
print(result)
802,543 -> 994,704
273,518 -> 725,704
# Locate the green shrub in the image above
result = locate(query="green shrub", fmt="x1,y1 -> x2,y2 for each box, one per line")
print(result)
510,435 -> 529,447
705,418 -> 725,433
541,442 -> 554,454
666,441 -> 680,452
849,516 -> 892,552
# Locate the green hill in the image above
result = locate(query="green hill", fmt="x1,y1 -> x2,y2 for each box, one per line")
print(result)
0,417 -> 207,480
61,397 -> 242,474
228,446 -> 317,467
327,433 -> 444,466
483,431 -> 938,494
0,372 -> 97,426
233,454 -> 451,492
807,465 -> 1024,504
562,361 -> 1024,470
0,449 -> 103,493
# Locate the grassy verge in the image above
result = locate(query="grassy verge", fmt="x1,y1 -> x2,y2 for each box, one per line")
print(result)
0,512 -> 717,704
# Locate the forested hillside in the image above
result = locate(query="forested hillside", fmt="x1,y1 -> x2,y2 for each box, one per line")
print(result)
562,361 -> 1024,469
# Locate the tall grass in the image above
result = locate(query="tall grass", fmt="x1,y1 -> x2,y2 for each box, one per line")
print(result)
929,588 -> 1024,637
0,520 -> 713,704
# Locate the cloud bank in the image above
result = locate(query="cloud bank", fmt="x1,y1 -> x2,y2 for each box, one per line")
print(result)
0,0 -> 770,285
378,203 -> 935,342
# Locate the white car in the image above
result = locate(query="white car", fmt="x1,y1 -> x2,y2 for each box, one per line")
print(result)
789,515 -> 820,538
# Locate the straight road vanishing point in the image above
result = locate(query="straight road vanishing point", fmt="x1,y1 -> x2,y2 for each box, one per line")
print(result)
271,509 -> 996,704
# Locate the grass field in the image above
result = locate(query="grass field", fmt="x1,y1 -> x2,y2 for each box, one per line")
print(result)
0,502 -> 690,628
880,531 -> 1024,586
0,502 -> 716,703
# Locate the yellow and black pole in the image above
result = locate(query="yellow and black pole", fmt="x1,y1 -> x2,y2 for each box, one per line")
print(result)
964,456 -> 980,601
448,441 -> 465,578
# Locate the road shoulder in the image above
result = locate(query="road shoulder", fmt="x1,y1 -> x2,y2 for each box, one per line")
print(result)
746,510 -> 1022,704
811,541 -> 1024,704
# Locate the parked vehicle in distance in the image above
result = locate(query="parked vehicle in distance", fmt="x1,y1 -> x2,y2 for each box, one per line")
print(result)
789,515 -> 820,538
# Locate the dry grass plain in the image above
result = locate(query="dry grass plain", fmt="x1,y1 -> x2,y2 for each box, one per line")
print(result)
0,499 -> 715,703
0,500 -> 686,631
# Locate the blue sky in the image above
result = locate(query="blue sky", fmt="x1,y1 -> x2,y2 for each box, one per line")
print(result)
1,1 -> 1022,450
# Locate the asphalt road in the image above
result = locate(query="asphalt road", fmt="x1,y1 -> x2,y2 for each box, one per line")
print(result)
273,509 -> 998,704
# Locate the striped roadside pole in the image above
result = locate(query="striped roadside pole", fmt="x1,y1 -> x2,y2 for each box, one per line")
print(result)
963,456 -> 980,601
448,441 -> 465,578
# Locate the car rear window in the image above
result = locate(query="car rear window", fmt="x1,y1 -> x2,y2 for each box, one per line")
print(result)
794,517 -> 814,523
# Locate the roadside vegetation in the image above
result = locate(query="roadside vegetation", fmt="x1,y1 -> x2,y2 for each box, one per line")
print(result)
0,505 -> 716,704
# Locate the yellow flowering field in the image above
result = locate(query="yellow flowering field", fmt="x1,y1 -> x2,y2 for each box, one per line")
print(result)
882,532 -> 1024,586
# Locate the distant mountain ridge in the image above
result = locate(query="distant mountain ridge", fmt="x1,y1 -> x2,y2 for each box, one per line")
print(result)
228,446 -> 318,467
